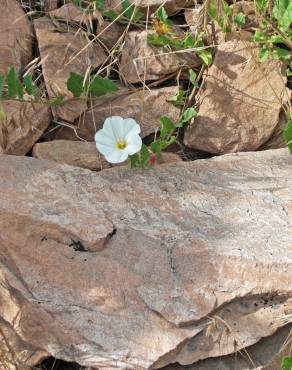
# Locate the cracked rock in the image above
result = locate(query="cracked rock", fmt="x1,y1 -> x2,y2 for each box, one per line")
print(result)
0,149 -> 291,369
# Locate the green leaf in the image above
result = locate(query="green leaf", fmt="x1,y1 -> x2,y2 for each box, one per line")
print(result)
23,74 -> 38,98
183,33 -> 197,49
0,74 -> 5,101
160,116 -> 175,137
130,153 -> 140,168
150,140 -> 162,160
282,356 -> 292,370
259,46 -> 270,61
189,69 -> 198,87
140,144 -> 150,168
121,0 -> 143,21
103,9 -> 119,21
67,72 -> 84,98
253,30 -> 267,42
208,0 -> 218,19
223,0 -> 232,16
160,135 -> 176,149
284,120 -> 292,152
89,75 -> 118,97
273,0 -> 292,28
0,107 -> 6,121
167,90 -> 187,107
234,12 -> 246,27
49,94 -> 65,106
198,50 -> 212,66
95,0 -> 105,12
7,67 -> 23,99
147,33 -> 172,47
181,107 -> 198,123
255,0 -> 269,12
156,6 -> 168,23
268,34 -> 285,43
274,47 -> 291,60
24,74 -> 34,95
72,0 -> 82,6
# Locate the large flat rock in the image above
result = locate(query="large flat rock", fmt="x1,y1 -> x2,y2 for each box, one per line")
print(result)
0,149 -> 292,369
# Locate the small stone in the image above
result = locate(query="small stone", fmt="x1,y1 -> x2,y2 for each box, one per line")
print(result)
119,30 -> 201,83
0,101 -> 51,155
184,38 -> 287,154
32,140 -> 109,171
34,17 -> 107,122
0,0 -> 33,74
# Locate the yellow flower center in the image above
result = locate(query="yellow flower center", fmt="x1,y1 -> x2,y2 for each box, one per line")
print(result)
116,140 -> 127,150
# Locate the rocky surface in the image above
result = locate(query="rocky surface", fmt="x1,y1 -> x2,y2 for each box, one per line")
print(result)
163,324 -> 292,370
96,20 -> 125,50
34,17 -> 107,122
0,148 -> 291,369
45,0 -> 59,11
0,0 -> 33,74
55,87 -> 181,141
0,101 -> 51,155
119,30 -> 201,83
184,38 -> 287,154
260,111 -> 288,150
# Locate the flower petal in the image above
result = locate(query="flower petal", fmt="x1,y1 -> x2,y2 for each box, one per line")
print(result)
95,142 -> 115,156
95,129 -> 116,147
123,118 -> 141,136
104,148 -> 129,164
104,116 -> 125,141
125,133 -> 142,155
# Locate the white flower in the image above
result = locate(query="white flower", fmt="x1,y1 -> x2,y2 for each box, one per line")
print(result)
94,116 -> 142,164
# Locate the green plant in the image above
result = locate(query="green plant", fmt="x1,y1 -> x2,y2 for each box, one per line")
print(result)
147,6 -> 213,66
253,0 -> 292,62
284,117 -> 292,152
130,107 -> 197,168
0,67 -> 118,118
207,0 -> 233,33
67,72 -> 118,98
282,356 -> 292,370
